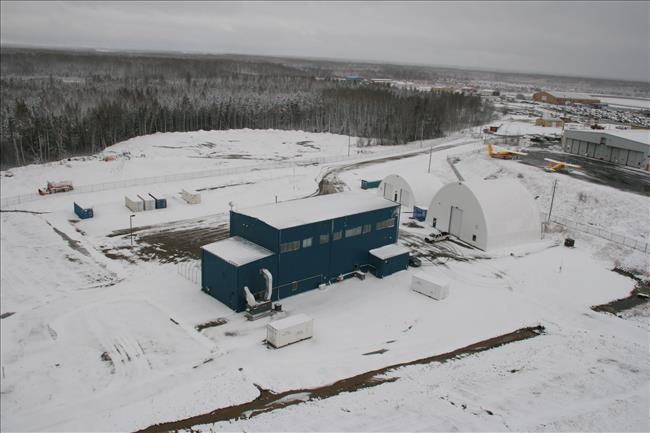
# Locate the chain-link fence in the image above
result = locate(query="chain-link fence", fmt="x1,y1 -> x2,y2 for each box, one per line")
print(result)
546,214 -> 649,253
177,260 -> 201,284
1,137 -> 461,209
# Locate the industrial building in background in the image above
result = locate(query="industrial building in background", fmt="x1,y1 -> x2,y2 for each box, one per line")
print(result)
561,129 -> 650,170
425,179 -> 541,251
201,192 -> 404,312
532,91 -> 601,106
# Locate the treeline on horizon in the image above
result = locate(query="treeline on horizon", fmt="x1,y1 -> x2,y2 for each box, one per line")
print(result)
0,48 -> 495,169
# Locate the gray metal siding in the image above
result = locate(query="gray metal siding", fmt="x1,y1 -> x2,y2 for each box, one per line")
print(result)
563,130 -> 649,168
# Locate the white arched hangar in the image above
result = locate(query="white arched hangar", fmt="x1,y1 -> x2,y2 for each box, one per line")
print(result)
425,179 -> 541,251
378,172 -> 443,209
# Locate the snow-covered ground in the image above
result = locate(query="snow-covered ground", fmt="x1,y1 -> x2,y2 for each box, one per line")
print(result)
1,127 -> 648,432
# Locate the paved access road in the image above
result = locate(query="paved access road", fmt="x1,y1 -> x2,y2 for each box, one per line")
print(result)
519,149 -> 650,197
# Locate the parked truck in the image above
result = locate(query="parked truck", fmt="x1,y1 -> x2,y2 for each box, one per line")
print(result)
38,181 -> 73,195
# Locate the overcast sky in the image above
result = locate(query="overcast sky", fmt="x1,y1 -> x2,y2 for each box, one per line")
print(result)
1,1 -> 649,82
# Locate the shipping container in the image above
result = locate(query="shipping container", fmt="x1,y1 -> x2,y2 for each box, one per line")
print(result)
181,189 -> 201,204
413,206 -> 427,221
73,202 -> 94,219
411,272 -> 450,300
148,192 -> 167,209
137,193 -> 155,211
125,195 -> 144,212
266,314 -> 313,348
361,179 -> 381,190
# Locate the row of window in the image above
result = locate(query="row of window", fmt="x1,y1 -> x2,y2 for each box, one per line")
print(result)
278,218 -> 395,254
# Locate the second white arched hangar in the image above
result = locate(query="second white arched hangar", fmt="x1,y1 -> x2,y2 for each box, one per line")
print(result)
425,179 -> 541,251
378,173 -> 443,209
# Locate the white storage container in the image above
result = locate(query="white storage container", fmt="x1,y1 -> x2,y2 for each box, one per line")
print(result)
411,272 -> 450,300
181,189 -> 201,204
266,314 -> 313,348
125,195 -> 144,212
137,193 -> 155,211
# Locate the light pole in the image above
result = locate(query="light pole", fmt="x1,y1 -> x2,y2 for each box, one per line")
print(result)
348,132 -> 351,157
420,120 -> 424,148
130,214 -> 135,246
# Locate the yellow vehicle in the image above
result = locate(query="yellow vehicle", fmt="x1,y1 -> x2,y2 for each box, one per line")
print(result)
544,158 -> 582,172
487,143 -> 528,159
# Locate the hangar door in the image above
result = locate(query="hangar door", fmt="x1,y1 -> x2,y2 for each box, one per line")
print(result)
449,206 -> 464,237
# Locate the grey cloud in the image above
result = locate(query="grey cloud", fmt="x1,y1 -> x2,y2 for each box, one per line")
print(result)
1,1 -> 648,81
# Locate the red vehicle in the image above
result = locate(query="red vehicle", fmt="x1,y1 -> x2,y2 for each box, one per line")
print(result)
38,181 -> 74,195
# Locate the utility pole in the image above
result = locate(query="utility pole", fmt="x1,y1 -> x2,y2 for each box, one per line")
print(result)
428,143 -> 433,173
129,214 -> 135,246
547,179 -> 558,223
348,133 -> 351,157
420,121 -> 424,148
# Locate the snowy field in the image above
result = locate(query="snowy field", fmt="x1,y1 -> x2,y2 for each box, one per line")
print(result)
596,96 -> 650,111
1,127 -> 648,432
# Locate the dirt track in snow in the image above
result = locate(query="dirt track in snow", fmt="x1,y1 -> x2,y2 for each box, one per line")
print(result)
136,325 -> 545,433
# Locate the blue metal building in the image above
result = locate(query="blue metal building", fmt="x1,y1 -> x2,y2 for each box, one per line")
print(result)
201,192 -> 402,312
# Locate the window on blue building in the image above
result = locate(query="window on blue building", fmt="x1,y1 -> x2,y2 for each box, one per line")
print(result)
376,218 -> 395,230
345,226 -> 362,237
362,224 -> 372,234
333,231 -> 342,241
280,240 -> 300,253
320,234 -> 329,244
302,237 -> 313,248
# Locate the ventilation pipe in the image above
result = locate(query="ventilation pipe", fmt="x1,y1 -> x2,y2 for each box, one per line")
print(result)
243,286 -> 256,307
260,268 -> 273,301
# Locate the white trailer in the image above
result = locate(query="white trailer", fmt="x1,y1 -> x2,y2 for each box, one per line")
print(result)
125,195 -> 144,212
137,193 -> 155,211
181,189 -> 201,204
266,314 -> 313,348
411,272 -> 450,300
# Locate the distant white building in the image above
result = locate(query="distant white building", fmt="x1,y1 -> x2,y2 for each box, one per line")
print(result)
562,129 -> 650,170
378,172 -> 443,210
425,179 -> 541,251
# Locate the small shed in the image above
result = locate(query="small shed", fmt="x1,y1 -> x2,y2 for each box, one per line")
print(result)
201,236 -> 276,312
125,195 -> 144,212
425,179 -> 541,251
266,314 -> 313,348
148,191 -> 167,209
74,202 -> 93,219
378,172 -> 443,210
181,189 -> 201,204
138,193 -> 155,211
368,243 -> 410,278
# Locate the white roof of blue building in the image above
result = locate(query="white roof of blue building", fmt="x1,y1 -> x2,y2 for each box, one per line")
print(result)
369,243 -> 410,260
235,192 -> 398,229
202,236 -> 274,266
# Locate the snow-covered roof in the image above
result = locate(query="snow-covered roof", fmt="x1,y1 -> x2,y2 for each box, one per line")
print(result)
378,172 -> 444,207
235,192 -> 398,229
600,129 -> 650,146
565,128 -> 650,148
267,313 -> 312,331
369,243 -> 410,260
462,179 -> 540,250
201,236 -> 274,266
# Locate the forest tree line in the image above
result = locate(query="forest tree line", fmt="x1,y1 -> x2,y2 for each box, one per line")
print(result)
1,48 -> 495,168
